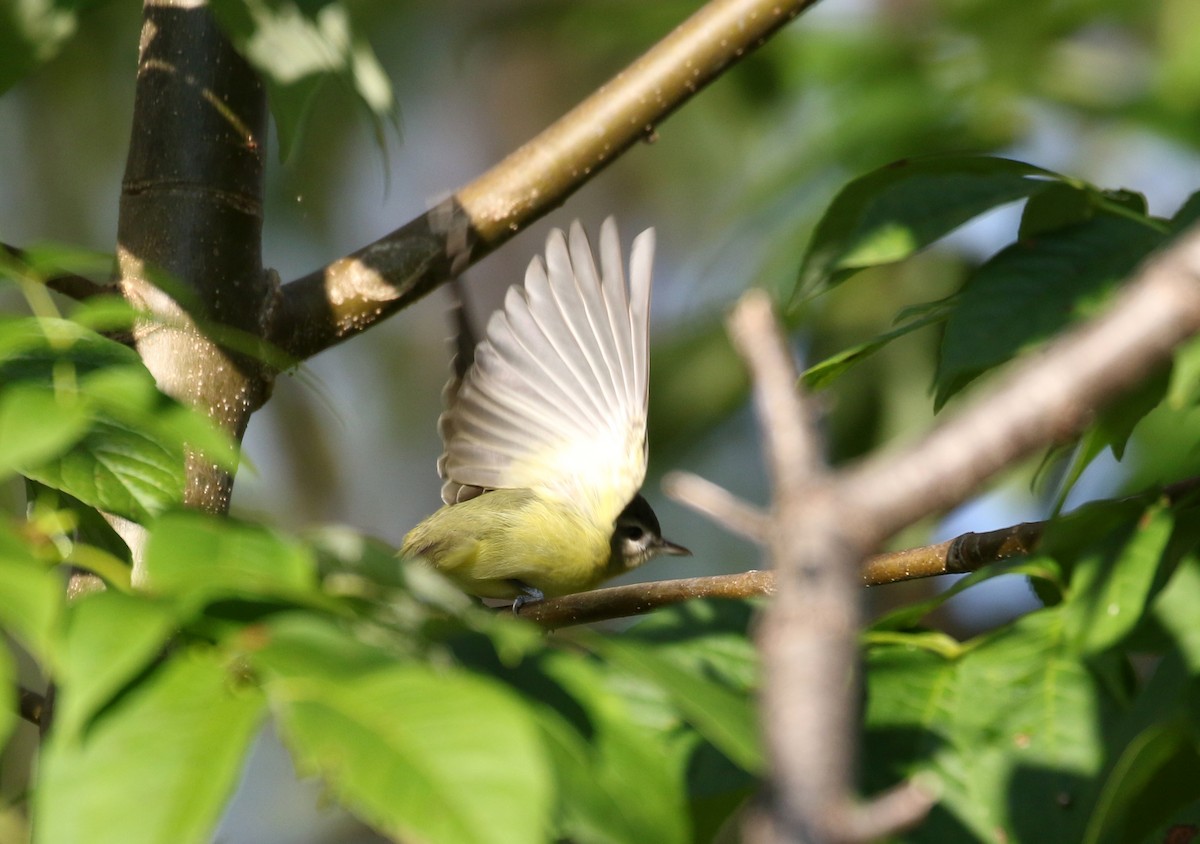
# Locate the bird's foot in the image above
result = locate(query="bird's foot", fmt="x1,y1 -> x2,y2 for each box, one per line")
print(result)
510,583 -> 545,614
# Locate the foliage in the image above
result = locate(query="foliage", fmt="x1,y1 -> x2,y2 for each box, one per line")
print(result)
5,2 -> 1200,844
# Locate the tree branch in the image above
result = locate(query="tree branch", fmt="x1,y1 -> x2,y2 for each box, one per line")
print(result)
117,0 -> 273,520
269,0 -> 821,363
1,243 -> 114,301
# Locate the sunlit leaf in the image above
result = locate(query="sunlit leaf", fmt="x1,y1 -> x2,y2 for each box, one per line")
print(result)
54,590 -> 181,739
796,155 -> 1059,299
254,618 -> 552,844
143,511 -> 317,607
209,0 -> 395,158
35,648 -> 265,844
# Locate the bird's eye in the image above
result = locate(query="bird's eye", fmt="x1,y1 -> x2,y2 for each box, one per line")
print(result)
621,524 -> 645,542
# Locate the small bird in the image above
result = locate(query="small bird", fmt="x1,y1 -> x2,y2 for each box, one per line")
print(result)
402,217 -> 689,609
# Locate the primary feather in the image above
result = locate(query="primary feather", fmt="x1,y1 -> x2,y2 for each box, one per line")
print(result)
439,218 -> 654,531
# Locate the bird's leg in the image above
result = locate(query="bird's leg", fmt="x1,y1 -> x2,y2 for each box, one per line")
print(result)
510,582 -> 545,613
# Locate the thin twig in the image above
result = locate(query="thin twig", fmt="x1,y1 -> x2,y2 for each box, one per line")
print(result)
516,570 -> 774,628
269,0 -> 820,363
662,470 -> 768,540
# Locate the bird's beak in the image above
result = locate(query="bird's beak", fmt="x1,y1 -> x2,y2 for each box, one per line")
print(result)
659,538 -> 692,557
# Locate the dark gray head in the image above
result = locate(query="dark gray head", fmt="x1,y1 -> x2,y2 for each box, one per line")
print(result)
610,493 -> 690,573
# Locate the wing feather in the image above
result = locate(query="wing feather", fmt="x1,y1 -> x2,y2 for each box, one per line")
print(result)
438,217 -> 654,523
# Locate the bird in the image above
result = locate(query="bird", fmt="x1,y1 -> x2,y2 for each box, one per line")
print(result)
401,217 -> 689,610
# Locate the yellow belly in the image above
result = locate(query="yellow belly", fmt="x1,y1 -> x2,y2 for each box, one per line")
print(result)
401,489 -> 615,599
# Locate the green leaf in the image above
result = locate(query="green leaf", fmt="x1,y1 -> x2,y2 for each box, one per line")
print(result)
143,512 -> 317,607
209,0 -> 395,159
1167,334 -> 1200,410
870,556 -> 1063,633
1018,182 -> 1099,239
0,645 -> 17,755
796,155 -> 1058,298
0,523 -> 62,660
935,213 -> 1164,408
1083,721 -> 1200,844
35,648 -> 265,844
1152,554 -> 1200,673
0,384 -> 91,477
599,638 -> 762,773
256,621 -> 552,844
801,305 -> 949,390
1064,503 -> 1175,656
0,0 -> 86,95
54,591 -> 181,739
863,609 -> 1117,843
25,418 -> 184,523
537,651 -> 689,844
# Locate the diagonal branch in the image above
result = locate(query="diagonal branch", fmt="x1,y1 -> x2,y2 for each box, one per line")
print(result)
269,0 -> 822,363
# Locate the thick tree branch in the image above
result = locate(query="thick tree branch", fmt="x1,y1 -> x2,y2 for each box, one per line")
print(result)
269,0 -> 821,362
117,0 -> 273,521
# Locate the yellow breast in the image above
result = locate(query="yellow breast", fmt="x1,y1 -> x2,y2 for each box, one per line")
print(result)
401,488 -> 615,600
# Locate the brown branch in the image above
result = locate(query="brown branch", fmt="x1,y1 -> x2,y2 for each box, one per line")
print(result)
516,570 -> 774,628
1,243 -> 114,300
269,0 -> 821,363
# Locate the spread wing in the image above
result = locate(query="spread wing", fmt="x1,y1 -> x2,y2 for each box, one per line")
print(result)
438,217 -> 654,525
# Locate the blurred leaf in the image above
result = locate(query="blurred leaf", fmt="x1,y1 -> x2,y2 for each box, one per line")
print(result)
0,384 -> 91,477
1083,720 -> 1200,844
55,590 -> 180,739
1050,368 -> 1172,512
796,155 -> 1058,299
863,609 -> 1117,842
1168,334 -> 1200,410
209,0 -> 395,159
143,511 -> 317,608
35,648 -> 265,844
0,645 -> 15,754
256,622 -> 552,844
802,304 -> 949,390
0,0 -> 91,95
0,522 -> 62,660
870,556 -> 1063,633
599,637 -> 762,773
935,213 -> 1164,408
1152,554 -> 1200,673
1064,503 -> 1174,656
1,241 -> 114,283
538,650 -> 689,844
1018,182 -> 1101,238
1169,190 -> 1200,235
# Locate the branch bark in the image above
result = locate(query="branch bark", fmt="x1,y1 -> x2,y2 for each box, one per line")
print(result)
268,0 -> 821,363
661,225 -> 1200,844
117,0 -> 273,521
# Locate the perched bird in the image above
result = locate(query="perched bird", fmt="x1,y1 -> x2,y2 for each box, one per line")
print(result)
402,217 -> 689,609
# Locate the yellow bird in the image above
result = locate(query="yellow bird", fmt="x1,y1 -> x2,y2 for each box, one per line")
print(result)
402,218 -> 688,609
